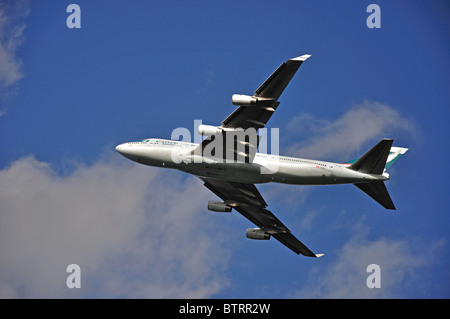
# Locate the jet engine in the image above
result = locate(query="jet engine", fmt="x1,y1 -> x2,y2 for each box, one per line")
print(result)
232,94 -> 257,106
198,124 -> 223,136
246,228 -> 270,240
198,124 -> 245,136
207,200 -> 232,213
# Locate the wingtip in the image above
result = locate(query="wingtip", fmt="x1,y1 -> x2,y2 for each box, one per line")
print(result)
290,54 -> 312,62
315,253 -> 325,258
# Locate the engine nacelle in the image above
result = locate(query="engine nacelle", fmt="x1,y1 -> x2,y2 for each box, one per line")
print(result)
207,200 -> 232,213
232,94 -> 257,106
198,124 -> 223,136
246,228 -> 270,240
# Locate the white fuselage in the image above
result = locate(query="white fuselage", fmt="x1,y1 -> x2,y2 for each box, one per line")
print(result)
116,138 -> 389,185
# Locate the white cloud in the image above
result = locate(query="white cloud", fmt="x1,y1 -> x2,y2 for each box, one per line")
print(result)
0,0 -> 29,115
0,155 -> 231,298
278,103 -> 424,298
285,101 -> 416,161
293,223 -> 425,298
0,0 -> 29,88
0,101 -> 422,298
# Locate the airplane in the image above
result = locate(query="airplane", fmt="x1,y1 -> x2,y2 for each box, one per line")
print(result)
116,55 -> 408,257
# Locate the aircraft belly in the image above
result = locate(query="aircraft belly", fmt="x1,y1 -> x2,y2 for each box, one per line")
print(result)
272,165 -> 375,185
269,165 -> 350,185
180,162 -> 271,183
120,145 -> 180,169
125,146 -> 375,185
268,165 -> 327,185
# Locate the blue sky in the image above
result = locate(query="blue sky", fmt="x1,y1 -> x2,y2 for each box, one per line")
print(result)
0,0 -> 449,298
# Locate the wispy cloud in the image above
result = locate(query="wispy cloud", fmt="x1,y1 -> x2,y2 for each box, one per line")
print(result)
292,221 -> 426,298
0,155 -> 231,298
284,101 -> 416,161
0,0 -> 29,110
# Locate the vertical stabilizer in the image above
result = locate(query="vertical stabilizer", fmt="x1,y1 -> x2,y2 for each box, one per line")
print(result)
385,147 -> 408,170
349,139 -> 407,210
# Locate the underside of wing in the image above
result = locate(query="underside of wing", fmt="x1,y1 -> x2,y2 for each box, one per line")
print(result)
254,54 -> 311,100
194,130 -> 260,164
221,97 -> 280,130
193,55 -> 311,163
221,54 -> 311,130
201,177 -> 320,257
272,232 -> 317,256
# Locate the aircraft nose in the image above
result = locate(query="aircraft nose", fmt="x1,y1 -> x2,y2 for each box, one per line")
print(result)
115,143 -> 128,155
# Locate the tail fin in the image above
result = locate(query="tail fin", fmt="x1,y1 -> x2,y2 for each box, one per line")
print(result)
344,144 -> 409,172
348,139 -> 408,210
385,147 -> 408,170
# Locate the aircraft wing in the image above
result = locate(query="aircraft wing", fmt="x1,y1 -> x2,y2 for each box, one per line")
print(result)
222,54 -> 311,130
201,177 -> 320,257
195,55 -> 311,162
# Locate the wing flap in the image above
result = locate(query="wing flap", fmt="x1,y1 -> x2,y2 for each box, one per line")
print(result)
221,101 -> 280,129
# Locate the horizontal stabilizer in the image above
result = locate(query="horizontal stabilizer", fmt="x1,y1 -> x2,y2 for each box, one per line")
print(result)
354,181 -> 396,210
349,139 -> 393,175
